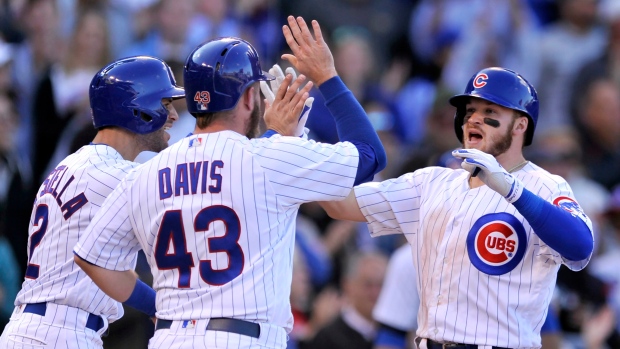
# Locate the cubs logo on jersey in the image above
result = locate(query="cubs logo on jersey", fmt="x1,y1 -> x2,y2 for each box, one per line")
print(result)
466,212 -> 527,275
553,196 -> 588,221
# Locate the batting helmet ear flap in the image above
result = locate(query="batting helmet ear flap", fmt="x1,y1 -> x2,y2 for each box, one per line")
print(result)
449,67 -> 539,146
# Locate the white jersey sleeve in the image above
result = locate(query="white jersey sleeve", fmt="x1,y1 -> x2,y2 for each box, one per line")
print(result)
74,174 -> 141,271
248,134 -> 359,206
354,168 -> 426,238
373,244 -> 419,331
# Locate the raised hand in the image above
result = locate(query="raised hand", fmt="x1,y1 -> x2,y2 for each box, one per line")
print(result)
452,148 -> 524,203
262,72 -> 313,137
281,16 -> 337,86
260,64 -> 314,138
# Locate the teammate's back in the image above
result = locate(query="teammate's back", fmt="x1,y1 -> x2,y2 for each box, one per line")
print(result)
0,55 -> 185,349
17,145 -> 136,321
100,131 -> 358,329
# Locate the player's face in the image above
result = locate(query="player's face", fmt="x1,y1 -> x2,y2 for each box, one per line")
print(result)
138,99 -> 179,152
245,91 -> 261,138
462,99 -> 517,157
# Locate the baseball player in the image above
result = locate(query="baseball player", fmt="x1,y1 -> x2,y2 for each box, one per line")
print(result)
73,16 -> 386,349
321,67 -> 594,349
372,245 -> 562,349
373,244 -> 419,349
0,56 -> 185,348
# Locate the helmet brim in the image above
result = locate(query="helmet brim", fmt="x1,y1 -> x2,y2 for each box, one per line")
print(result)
169,86 -> 186,100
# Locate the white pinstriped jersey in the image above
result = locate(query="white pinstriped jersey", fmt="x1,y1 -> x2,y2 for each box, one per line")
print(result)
74,131 -> 359,333
355,162 -> 593,349
15,144 -> 138,322
373,244 -> 419,332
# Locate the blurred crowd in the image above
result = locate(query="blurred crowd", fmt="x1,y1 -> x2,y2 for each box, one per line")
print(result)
1,0 -> 620,348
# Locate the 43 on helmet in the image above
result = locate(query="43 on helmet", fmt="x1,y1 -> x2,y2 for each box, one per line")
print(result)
449,67 -> 539,146
184,37 -> 274,114
89,56 -> 185,134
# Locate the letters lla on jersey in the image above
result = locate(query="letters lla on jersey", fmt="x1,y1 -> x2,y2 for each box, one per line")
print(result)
466,213 -> 527,275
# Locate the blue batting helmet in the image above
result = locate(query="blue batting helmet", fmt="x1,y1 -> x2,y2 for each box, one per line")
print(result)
449,67 -> 539,146
90,56 -> 185,134
183,37 -> 274,114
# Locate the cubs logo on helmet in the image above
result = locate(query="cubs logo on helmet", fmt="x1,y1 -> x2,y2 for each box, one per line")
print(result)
466,213 -> 527,275
473,73 -> 488,88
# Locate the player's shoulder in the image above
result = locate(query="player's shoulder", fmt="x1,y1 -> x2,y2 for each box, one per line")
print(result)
520,161 -> 568,186
399,165 -> 465,183
249,134 -> 359,157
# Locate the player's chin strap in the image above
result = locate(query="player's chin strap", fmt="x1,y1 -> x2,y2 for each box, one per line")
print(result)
260,64 -> 314,139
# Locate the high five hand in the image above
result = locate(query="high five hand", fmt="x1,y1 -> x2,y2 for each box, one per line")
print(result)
260,64 -> 313,139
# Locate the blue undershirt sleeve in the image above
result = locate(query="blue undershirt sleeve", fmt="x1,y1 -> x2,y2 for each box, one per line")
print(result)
511,189 -> 593,261
318,76 -> 387,185
123,279 -> 157,317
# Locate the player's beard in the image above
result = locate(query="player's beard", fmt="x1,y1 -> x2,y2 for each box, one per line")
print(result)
138,128 -> 169,153
245,99 -> 261,138
486,118 -> 515,157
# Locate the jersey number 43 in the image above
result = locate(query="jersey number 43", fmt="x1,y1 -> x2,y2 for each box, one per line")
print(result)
154,205 -> 244,288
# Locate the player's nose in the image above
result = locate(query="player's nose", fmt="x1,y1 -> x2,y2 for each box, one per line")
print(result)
466,111 -> 484,125
168,106 -> 179,122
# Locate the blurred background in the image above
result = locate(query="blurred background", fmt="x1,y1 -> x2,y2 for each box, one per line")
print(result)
1,0 -> 620,348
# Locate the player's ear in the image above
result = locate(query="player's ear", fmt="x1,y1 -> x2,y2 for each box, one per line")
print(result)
242,86 -> 256,112
513,114 -> 528,136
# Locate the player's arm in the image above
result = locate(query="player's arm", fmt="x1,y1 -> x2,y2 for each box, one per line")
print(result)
454,149 -> 593,261
281,16 -> 387,185
74,254 -> 156,317
319,189 -> 365,222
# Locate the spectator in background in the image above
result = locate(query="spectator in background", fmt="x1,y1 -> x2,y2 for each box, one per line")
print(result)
372,244 -> 418,349
303,251 -> 388,349
120,0 -> 202,66
234,0 -> 283,67
11,0 -> 62,170
188,0 -> 241,48
0,49 -> 33,278
571,0 -> 620,130
39,5 -> 112,179
526,127 -> 610,248
587,186 -> 620,348
439,0 -> 541,93
536,0 -> 607,135
0,93 -> 26,330
282,0 -> 413,68
288,245 -> 341,349
571,77 -> 620,190
306,26 -> 391,144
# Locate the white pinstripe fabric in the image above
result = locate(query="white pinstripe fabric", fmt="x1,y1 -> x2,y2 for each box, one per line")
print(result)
75,131 -> 359,347
355,163 -> 593,349
1,144 -> 137,348
147,319 -> 287,349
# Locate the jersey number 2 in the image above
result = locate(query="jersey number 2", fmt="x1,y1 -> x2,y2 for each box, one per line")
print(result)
25,204 -> 49,279
154,206 -> 244,288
